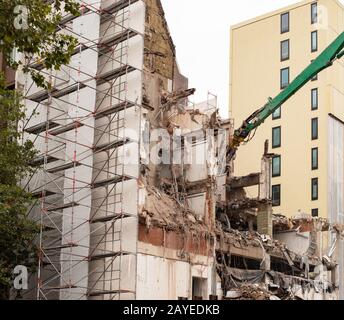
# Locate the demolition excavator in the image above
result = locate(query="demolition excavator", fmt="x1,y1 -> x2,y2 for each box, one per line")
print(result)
227,31 -> 344,163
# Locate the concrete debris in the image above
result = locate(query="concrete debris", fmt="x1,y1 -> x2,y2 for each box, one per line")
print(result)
139,48 -> 339,299
260,234 -> 271,243
219,266 -> 337,300
187,214 -> 197,224
209,110 -> 221,129
216,226 -> 322,268
227,198 -> 267,211
167,110 -> 211,131
161,88 -> 196,110
225,290 -> 242,299
230,173 -> 260,189
322,255 -> 337,270
292,213 -> 329,232
273,213 -> 342,235
333,224 -> 344,239
225,284 -> 272,300
141,186 -> 210,234
273,214 -> 293,232
282,248 -> 294,267
16,0 -> 342,301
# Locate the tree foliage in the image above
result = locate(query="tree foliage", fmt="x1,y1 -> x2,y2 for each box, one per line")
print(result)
0,0 -> 80,299
0,0 -> 80,88
0,74 -> 39,299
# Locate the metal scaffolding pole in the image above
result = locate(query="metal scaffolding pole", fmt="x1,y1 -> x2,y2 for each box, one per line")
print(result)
20,0 -> 145,300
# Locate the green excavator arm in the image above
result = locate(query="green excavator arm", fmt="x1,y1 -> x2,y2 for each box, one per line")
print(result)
227,31 -> 344,162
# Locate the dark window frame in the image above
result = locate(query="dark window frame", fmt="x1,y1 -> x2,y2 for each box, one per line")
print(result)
272,185 -> 281,207
312,147 -> 319,170
272,126 -> 282,149
312,118 -> 318,140
311,31 -> 318,52
311,88 -> 318,110
281,39 -> 290,61
281,12 -> 290,34
312,178 -> 319,201
280,67 -> 290,89
312,209 -> 319,217
272,155 -> 281,177
311,3 -> 318,24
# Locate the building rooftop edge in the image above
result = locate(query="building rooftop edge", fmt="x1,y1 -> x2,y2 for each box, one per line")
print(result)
230,0 -> 344,31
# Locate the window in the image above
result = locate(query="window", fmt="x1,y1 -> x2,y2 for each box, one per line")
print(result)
312,209 -> 319,217
192,277 -> 207,300
311,31 -> 318,52
281,67 -> 290,89
272,126 -> 281,148
312,178 -> 319,201
272,156 -> 281,177
312,118 -> 318,140
281,12 -> 290,33
311,88 -> 318,110
281,40 -> 290,61
312,148 -> 318,170
272,185 -> 281,207
272,107 -> 281,120
311,3 -> 318,24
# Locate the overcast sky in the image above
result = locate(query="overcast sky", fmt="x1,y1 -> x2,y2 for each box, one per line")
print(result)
159,0 -> 321,117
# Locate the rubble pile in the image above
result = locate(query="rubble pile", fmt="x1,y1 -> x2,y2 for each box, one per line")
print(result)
273,214 -> 293,232
140,186 -> 211,234
333,223 -> 344,239
226,284 -> 275,300
215,226 -> 321,265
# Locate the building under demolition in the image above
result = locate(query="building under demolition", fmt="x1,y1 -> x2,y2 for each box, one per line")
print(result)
13,0 -> 344,300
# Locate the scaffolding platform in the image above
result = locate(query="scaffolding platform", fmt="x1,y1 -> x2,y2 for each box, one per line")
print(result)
99,29 -> 138,55
97,65 -> 136,86
43,243 -> 78,251
92,175 -> 131,189
87,289 -> 134,298
25,120 -> 60,135
49,121 -> 85,136
46,161 -> 81,174
27,83 -> 87,103
95,101 -> 135,119
89,251 -> 130,262
91,213 -> 132,224
31,155 -> 60,167
101,0 -> 139,22
94,138 -> 131,153
32,190 -> 59,199
46,202 -> 80,212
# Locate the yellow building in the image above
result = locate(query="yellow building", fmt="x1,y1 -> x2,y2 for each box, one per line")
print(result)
230,0 -> 344,222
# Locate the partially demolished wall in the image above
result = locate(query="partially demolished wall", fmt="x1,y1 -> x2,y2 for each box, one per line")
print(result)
135,0 -> 341,301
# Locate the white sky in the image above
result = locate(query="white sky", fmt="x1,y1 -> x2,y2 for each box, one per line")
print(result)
159,0 -> 318,117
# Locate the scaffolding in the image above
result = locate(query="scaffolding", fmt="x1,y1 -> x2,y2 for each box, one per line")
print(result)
21,0 -> 146,300
186,91 -> 218,116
